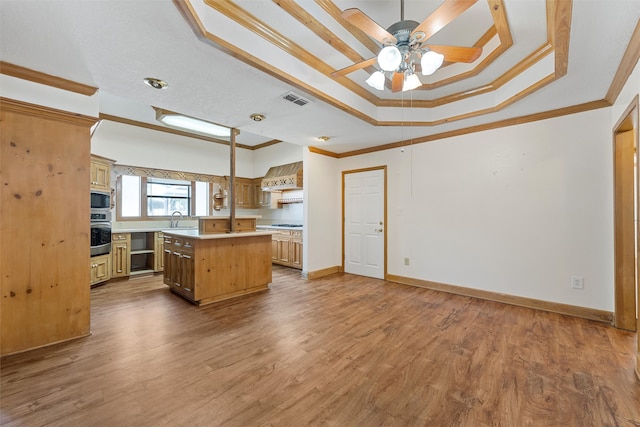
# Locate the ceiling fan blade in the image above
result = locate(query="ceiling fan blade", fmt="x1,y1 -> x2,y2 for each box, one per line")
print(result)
342,8 -> 397,45
331,57 -> 377,78
411,0 -> 477,41
425,45 -> 482,63
391,72 -> 404,92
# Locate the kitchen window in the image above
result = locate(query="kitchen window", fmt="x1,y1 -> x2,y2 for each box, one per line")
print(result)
117,173 -> 212,221
147,178 -> 191,217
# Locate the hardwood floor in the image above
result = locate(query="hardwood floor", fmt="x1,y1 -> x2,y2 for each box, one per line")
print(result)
1,266 -> 639,426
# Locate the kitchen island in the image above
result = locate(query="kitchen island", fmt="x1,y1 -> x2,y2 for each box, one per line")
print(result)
163,219 -> 273,305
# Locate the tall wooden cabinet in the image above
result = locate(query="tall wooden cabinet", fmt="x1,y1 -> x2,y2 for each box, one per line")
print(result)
0,98 -> 97,356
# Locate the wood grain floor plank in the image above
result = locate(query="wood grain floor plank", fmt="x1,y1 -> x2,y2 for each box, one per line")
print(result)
1,266 -> 638,426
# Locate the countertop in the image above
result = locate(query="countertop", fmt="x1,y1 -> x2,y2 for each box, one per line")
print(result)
112,227 -> 181,233
257,225 -> 304,230
162,229 -> 276,240
112,216 -> 263,234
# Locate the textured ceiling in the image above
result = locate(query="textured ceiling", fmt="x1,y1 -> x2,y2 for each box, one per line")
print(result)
0,0 -> 639,154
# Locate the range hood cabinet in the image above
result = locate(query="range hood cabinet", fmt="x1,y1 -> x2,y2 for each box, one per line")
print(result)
261,161 -> 303,192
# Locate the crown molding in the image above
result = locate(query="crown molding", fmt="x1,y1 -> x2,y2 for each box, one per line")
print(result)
0,97 -> 98,127
309,99 -> 611,158
0,62 -> 98,96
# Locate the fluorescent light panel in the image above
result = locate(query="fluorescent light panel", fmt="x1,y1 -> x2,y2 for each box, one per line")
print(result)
157,110 -> 231,138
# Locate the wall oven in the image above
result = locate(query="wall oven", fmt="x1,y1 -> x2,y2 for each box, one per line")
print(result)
90,221 -> 111,256
91,190 -> 110,210
90,190 -> 111,257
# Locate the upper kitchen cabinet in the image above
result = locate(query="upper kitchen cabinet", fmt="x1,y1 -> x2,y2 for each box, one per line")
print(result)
90,154 -> 114,192
227,177 -> 265,209
234,177 -> 257,208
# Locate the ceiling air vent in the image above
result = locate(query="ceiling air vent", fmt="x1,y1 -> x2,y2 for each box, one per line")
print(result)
281,91 -> 312,107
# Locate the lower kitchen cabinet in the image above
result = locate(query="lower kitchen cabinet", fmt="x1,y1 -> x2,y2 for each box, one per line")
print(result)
111,233 -> 130,278
90,254 -> 111,286
267,228 -> 303,270
111,231 -> 164,279
165,236 -> 195,300
162,232 -> 271,305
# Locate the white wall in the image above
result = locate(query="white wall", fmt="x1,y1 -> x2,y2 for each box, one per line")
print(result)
303,149 -> 342,274
91,120 -> 254,177
252,141 -> 304,177
0,74 -> 98,116
305,108 -> 617,311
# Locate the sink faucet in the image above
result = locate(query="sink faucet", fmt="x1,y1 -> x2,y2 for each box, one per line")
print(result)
170,210 -> 183,228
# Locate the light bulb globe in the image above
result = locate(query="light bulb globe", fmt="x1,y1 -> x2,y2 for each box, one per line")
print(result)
421,51 -> 445,76
378,46 -> 402,72
365,71 -> 386,90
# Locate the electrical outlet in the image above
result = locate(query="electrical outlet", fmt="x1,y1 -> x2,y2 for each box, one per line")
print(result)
404,257 -> 410,266
571,276 -> 584,290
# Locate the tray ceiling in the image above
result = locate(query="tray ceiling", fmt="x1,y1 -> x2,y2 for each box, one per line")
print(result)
0,0 -> 639,154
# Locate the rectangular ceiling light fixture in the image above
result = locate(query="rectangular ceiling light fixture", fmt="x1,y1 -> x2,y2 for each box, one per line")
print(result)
155,108 -> 231,138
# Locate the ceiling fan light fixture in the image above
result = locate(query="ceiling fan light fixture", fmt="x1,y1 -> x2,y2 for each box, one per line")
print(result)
378,45 -> 402,72
366,70 -> 386,90
421,50 -> 445,76
402,73 -> 422,91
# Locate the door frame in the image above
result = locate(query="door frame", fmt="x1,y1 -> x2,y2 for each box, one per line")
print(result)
342,166 -> 387,279
612,94 -> 639,381
613,95 -> 638,331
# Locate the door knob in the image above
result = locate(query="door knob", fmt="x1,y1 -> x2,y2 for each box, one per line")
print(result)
374,228 -> 383,232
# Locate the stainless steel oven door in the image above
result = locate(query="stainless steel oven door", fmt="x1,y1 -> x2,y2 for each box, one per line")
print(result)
90,222 -> 111,257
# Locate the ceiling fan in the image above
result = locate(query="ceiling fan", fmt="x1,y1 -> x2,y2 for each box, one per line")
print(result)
332,0 -> 483,92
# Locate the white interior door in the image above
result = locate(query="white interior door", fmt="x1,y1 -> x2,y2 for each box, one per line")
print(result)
344,169 -> 385,279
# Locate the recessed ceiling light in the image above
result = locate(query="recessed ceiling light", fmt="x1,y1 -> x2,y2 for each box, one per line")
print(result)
317,136 -> 330,142
250,113 -> 266,122
143,77 -> 168,90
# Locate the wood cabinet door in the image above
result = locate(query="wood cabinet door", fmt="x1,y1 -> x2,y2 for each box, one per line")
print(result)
277,238 -> 291,263
111,242 -> 129,277
291,239 -> 302,269
234,179 -> 250,207
271,238 -> 279,261
252,182 -> 262,208
163,248 -> 172,285
90,160 -> 110,191
180,253 -> 195,297
154,232 -> 164,272
170,251 -> 181,288
111,233 -> 130,278
90,254 -> 111,285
